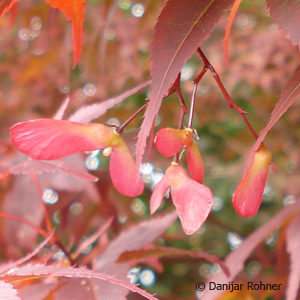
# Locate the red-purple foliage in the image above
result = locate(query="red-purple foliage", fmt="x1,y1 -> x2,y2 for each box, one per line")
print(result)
0,0 -> 299,299
136,0 -> 235,169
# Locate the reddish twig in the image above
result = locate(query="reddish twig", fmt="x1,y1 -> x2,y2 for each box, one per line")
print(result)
117,103 -> 148,134
0,213 -> 77,266
187,66 -> 207,129
30,173 -> 53,234
197,48 -> 258,139
0,213 -> 49,238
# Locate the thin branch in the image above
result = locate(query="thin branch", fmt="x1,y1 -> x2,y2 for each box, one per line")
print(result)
187,66 -> 207,129
0,213 -> 49,238
197,48 -> 258,139
117,103 -> 148,134
30,173 -> 53,233
207,214 -> 245,237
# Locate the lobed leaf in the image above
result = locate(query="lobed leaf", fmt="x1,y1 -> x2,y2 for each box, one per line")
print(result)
136,0 -> 235,168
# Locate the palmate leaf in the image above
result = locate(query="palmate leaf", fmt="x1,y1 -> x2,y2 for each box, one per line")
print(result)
136,0 -> 235,168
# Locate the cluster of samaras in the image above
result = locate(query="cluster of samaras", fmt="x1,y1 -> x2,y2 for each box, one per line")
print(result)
10,119 -> 272,235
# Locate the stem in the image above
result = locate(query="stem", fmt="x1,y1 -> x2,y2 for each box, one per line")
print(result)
178,106 -> 186,130
176,88 -> 188,114
187,82 -> 198,129
26,174 -> 76,265
0,213 -> 49,238
207,214 -> 245,237
0,213 -> 77,266
197,48 -> 258,139
30,173 -> 53,233
187,66 -> 207,129
117,103 -> 148,134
